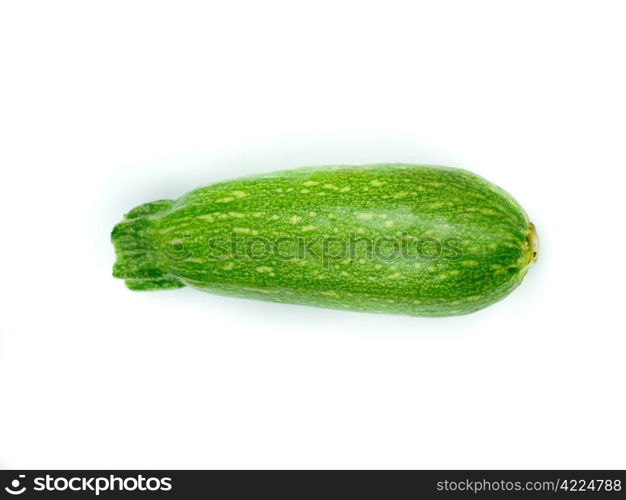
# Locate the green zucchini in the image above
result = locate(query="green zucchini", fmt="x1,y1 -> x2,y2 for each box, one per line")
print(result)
112,164 -> 537,316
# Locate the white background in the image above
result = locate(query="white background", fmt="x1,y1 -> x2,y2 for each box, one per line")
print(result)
1,0 -> 625,469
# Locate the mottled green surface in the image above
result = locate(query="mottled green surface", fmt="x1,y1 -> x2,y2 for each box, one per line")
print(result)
112,164 -> 537,316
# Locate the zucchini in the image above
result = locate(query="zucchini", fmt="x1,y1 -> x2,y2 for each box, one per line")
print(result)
112,164 -> 537,316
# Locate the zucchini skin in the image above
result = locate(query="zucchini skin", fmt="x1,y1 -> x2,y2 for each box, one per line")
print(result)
112,164 -> 537,316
